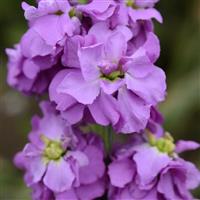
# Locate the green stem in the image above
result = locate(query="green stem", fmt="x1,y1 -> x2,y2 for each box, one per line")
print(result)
88,124 -> 113,155
104,126 -> 113,155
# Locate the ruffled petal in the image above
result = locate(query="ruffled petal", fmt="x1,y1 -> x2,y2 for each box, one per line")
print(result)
77,0 -> 116,21
58,70 -> 100,104
129,8 -> 163,23
100,78 -> 125,95
125,51 -> 166,104
78,43 -> 103,81
117,88 -> 150,133
108,159 -> 135,188
44,159 -> 75,192
105,32 -> 127,62
76,179 -> 106,200
134,145 -> 171,186
79,145 -> 105,184
88,91 -> 120,126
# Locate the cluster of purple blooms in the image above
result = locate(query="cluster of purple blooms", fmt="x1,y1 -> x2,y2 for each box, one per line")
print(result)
6,0 -> 200,199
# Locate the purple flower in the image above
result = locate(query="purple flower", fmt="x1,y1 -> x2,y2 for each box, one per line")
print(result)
50,22 -> 166,133
14,101 -> 106,198
22,0 -> 81,46
6,44 -> 61,94
6,0 -> 200,200
110,0 -> 162,28
77,0 -> 117,21
6,9 -> 68,95
108,133 -> 200,200
61,34 -> 96,68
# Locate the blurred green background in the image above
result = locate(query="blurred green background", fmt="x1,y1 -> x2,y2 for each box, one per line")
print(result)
0,0 -> 199,199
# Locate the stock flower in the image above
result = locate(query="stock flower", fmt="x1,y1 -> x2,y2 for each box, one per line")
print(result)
77,0 -> 116,21
125,0 -> 162,23
6,44 -> 61,94
7,0 -> 200,200
22,0 -> 80,46
14,101 -> 106,199
110,0 -> 162,28
108,133 -> 200,200
50,22 -> 166,133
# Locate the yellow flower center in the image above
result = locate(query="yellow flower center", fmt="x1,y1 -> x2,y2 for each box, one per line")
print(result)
41,135 -> 65,161
126,0 -> 138,9
148,132 -> 175,156
101,70 -> 125,81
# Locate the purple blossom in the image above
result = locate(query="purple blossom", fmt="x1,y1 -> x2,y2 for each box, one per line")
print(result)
6,44 -> 61,94
76,0 -> 116,21
108,134 -> 200,200
22,0 -> 81,46
110,0 -> 162,28
14,101 -> 106,199
6,1 -> 200,199
50,22 -> 166,133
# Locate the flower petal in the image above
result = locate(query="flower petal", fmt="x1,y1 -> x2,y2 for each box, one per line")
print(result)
66,151 -> 89,167
44,159 -> 75,192
56,189 -> 78,200
33,14 -> 75,46
61,103 -> 85,125
184,160 -> 200,189
62,36 -> 82,68
158,171 -> 181,200
58,70 -> 100,104
21,28 -> 53,58
77,0 -> 115,20
175,140 -> 200,154
49,70 -> 85,124
105,32 -> 127,62
117,89 -> 150,133
126,60 -> 166,105
39,111 -> 65,141
23,59 -> 40,79
49,70 -> 76,111
88,92 -> 120,126
134,145 -> 171,186
78,44 -> 103,81
88,22 -> 112,44
79,145 -> 105,184
129,8 -> 163,23
100,78 -> 124,95
76,179 -> 106,200
108,159 -> 135,188
27,156 -> 46,184
143,32 -> 160,63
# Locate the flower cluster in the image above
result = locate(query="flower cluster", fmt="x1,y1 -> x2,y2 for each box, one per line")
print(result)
15,102 -> 106,199
7,0 -> 166,132
108,133 -> 200,200
6,0 -> 200,199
